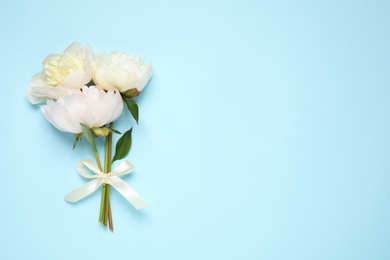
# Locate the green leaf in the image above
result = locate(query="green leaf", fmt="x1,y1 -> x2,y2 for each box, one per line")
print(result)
112,128 -> 132,162
86,79 -> 95,87
74,132 -> 83,138
121,94 -> 139,124
73,132 -> 83,150
108,128 -> 122,134
80,123 -> 97,152
73,137 -> 80,150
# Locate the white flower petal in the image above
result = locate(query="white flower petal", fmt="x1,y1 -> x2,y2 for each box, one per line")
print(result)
81,44 -> 94,86
46,86 -> 81,100
91,51 -> 107,70
136,63 -> 153,92
94,66 -> 112,90
26,72 -> 52,104
61,70 -> 85,89
43,98 -> 82,133
105,68 -> 138,92
26,87 -> 49,104
42,54 -> 58,67
91,90 -> 114,126
84,44 -> 94,62
64,42 -> 84,56
62,92 -> 93,128
109,90 -> 124,122
40,100 -> 57,129
97,90 -> 122,126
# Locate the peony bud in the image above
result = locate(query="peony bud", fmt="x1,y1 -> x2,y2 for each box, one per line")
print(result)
92,127 -> 110,137
122,88 -> 140,98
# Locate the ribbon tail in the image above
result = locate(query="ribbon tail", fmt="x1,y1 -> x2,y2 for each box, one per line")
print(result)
64,179 -> 104,203
108,177 -> 149,209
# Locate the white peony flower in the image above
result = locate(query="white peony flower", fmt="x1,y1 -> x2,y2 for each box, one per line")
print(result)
26,42 -> 94,104
40,86 -> 123,133
92,51 -> 152,97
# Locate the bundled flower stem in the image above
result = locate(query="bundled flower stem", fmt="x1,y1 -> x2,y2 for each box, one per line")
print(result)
82,123 -> 112,231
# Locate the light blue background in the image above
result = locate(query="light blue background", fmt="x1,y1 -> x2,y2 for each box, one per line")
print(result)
1,0 -> 389,259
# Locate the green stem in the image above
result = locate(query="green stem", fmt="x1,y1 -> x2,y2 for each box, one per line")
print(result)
99,185 -> 106,223
108,200 -> 113,232
105,185 -> 111,227
99,122 -> 114,230
93,149 -> 102,171
98,136 -> 109,223
105,122 -> 114,231
90,139 -> 108,225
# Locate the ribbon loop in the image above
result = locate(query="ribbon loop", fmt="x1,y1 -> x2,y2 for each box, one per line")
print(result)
64,160 -> 149,210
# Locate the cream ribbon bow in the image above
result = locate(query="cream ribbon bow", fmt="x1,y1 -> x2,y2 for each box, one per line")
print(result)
64,159 -> 149,209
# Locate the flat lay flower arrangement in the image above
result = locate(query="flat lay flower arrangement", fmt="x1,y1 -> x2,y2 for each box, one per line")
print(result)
26,42 -> 152,231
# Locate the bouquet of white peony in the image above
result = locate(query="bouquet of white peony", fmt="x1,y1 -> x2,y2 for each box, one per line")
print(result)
26,42 -> 152,231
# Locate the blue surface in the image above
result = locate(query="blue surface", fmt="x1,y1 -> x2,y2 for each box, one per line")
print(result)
1,0 -> 390,259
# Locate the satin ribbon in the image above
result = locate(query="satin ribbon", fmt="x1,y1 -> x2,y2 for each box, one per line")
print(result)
64,159 -> 149,209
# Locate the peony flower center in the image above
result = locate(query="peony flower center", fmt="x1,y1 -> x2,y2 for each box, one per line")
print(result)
44,52 -> 85,86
